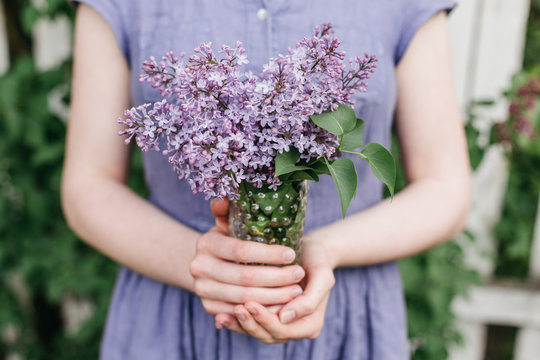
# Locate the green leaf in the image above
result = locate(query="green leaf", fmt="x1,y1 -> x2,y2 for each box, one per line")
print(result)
310,160 -> 330,175
326,158 -> 357,218
246,219 -> 271,236
340,118 -> 365,151
360,143 -> 396,197
244,181 -> 289,216
288,169 -> 319,182
310,104 -> 356,136
275,147 -> 312,177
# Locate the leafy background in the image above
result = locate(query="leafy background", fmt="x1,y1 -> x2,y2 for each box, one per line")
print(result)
0,0 -> 538,359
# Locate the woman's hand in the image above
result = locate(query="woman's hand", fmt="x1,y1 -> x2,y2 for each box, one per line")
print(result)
191,200 -> 306,316
215,239 -> 336,343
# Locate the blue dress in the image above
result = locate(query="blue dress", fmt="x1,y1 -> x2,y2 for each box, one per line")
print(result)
75,0 -> 455,358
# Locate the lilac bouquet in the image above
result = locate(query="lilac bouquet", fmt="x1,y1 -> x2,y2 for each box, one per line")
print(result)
119,24 -> 395,257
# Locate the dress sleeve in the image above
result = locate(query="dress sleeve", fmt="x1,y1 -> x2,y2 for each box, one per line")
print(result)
394,0 -> 457,64
72,0 -> 129,60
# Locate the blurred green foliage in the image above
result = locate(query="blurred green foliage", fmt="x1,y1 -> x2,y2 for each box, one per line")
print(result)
400,241 -> 479,359
0,1 -> 120,359
524,0 -> 540,69
500,0 -> 540,278
467,70 -> 540,280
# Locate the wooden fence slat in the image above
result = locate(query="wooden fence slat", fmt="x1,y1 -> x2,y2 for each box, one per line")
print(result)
472,0 -> 531,120
32,14 -> 72,122
448,0 -> 481,109
449,321 -> 487,360
464,145 -> 508,277
515,328 -> 540,360
473,0 -> 531,99
528,195 -> 540,280
453,285 -> 540,328
33,15 -> 71,71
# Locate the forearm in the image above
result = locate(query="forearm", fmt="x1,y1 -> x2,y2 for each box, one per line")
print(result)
62,174 -> 199,291
309,11 -> 472,269
64,4 -> 202,291
306,176 -> 470,269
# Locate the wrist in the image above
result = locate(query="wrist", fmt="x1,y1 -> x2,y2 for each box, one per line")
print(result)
303,230 -> 339,270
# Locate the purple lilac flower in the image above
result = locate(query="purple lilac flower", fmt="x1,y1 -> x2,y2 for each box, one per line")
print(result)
118,24 -> 377,200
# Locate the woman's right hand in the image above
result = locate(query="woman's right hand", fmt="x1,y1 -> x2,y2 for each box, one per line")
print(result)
190,200 -> 306,316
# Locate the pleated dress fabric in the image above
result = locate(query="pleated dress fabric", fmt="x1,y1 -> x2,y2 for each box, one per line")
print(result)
74,0 -> 456,358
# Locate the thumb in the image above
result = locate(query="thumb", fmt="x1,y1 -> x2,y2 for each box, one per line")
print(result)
278,267 -> 334,324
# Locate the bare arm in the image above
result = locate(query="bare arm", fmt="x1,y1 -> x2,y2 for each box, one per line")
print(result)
62,5 -> 304,309
61,4 -> 201,290
308,10 -> 471,268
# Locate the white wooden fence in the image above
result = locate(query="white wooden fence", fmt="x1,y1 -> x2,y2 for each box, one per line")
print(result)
448,1 -> 540,360
0,1 -> 538,359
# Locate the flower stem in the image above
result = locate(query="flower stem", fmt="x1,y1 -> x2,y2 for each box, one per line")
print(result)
340,149 -> 367,160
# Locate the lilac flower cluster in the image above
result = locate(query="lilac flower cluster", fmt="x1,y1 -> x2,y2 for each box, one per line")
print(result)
495,76 -> 540,146
119,24 -> 377,200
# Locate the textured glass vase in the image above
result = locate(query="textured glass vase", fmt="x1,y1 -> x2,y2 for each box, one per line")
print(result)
229,180 -> 308,263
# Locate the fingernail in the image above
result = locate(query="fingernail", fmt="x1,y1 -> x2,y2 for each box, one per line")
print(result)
293,267 -> 304,281
245,304 -> 257,315
283,249 -> 295,262
216,321 -> 225,329
291,286 -> 303,297
234,310 -> 246,321
281,310 -> 296,324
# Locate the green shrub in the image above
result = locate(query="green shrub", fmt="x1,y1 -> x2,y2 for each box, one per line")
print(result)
492,71 -> 540,279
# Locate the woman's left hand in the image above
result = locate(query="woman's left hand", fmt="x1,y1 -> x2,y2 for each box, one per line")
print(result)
214,239 -> 336,343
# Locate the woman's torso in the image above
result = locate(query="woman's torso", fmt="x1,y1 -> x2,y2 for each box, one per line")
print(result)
85,0 -> 457,358
127,0 -> 398,231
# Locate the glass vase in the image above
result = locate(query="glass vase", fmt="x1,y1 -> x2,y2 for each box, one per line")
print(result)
229,180 -> 308,264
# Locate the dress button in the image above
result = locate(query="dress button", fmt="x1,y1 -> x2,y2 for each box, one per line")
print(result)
257,8 -> 268,21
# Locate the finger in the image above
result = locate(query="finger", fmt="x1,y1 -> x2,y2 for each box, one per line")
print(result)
278,267 -> 335,324
215,217 -> 229,233
267,304 -> 284,315
210,199 -> 229,217
215,313 -> 245,334
200,298 -> 236,315
194,279 -> 303,305
245,301 -> 324,340
233,305 -> 280,344
192,254 -> 305,287
244,302 -> 290,340
210,199 -> 230,233
207,225 -> 228,236
199,232 -> 297,265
